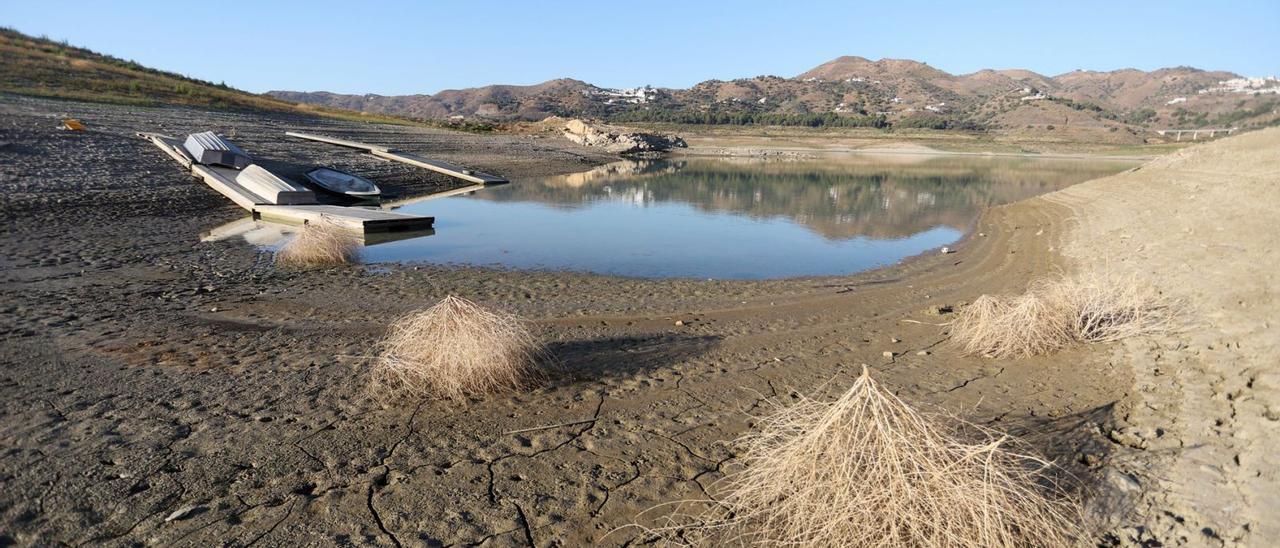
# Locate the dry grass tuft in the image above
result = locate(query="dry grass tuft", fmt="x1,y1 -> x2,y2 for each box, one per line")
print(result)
951,273 -> 1176,358
1051,273 -> 1177,343
632,367 -> 1079,547
275,218 -> 361,268
372,296 -> 544,399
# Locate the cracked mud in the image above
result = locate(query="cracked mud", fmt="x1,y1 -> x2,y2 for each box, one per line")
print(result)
2,97 -> 1275,546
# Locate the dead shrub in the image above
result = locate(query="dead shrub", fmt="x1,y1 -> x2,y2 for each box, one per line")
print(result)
275,218 -> 360,268
1047,273 -> 1177,343
951,273 -> 1175,358
631,367 -> 1079,547
372,296 -> 544,399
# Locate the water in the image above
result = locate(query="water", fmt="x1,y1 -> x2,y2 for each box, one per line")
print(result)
362,155 -> 1135,279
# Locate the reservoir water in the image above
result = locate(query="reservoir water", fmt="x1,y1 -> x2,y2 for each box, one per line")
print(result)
362,155 -> 1135,279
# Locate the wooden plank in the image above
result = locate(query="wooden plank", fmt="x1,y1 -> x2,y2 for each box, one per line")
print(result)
371,149 -> 508,185
284,131 -> 396,153
286,130 -> 508,184
255,205 -> 434,233
138,132 -> 194,169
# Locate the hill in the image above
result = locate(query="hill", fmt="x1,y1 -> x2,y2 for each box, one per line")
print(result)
271,57 -> 1280,140
272,79 -> 611,121
0,28 -> 426,126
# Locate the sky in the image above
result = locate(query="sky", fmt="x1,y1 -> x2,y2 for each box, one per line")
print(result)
5,1 -> 1278,95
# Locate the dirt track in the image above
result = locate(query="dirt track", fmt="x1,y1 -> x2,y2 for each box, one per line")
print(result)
1,96 -> 1274,546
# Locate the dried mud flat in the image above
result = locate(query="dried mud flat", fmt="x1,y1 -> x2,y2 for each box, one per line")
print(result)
0,96 -> 1275,546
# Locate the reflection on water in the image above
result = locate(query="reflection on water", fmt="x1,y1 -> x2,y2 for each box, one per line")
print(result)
201,216 -> 434,247
361,155 -> 1135,279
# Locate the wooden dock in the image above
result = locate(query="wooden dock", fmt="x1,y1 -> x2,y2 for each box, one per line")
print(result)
285,131 -> 509,185
139,132 -> 434,233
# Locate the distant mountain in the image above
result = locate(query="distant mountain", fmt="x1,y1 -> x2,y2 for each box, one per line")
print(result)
269,56 -> 1279,140
272,79 -> 609,121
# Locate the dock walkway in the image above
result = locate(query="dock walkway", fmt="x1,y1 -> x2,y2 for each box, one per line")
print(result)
285,131 -> 508,185
139,132 -> 434,233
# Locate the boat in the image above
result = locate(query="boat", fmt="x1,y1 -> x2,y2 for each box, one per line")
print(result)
183,131 -> 252,169
235,164 -> 315,205
303,167 -> 382,199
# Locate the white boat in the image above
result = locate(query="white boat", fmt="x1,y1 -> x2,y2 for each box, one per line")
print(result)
183,131 -> 252,169
235,164 -> 315,205
303,167 -> 381,199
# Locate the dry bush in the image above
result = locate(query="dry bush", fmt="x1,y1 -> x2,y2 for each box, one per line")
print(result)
275,218 -> 361,268
951,273 -> 1175,358
372,296 -> 544,399
632,367 -> 1079,547
1047,273 -> 1177,343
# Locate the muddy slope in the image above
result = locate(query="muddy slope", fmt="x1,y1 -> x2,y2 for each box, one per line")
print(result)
0,95 -> 1236,546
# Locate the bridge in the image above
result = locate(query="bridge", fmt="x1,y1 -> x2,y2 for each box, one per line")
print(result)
1154,127 -> 1239,141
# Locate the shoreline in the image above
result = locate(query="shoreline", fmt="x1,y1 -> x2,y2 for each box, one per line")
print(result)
1,96 -> 1274,545
677,144 -> 1160,162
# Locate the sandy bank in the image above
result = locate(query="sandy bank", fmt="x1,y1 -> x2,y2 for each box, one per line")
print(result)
1042,127 -> 1280,546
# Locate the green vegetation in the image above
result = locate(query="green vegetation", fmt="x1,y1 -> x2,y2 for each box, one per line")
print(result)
610,108 -> 889,128
1124,108 -> 1157,125
1208,99 -> 1278,127
893,114 -> 985,131
1048,97 -> 1121,122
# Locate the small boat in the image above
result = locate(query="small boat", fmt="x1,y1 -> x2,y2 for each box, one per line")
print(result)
303,167 -> 382,199
184,131 -> 252,169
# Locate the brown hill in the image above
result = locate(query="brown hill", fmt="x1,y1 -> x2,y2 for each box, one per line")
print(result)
0,28 -> 420,126
272,79 -> 608,121
266,55 -> 1278,137
1052,67 -> 1239,109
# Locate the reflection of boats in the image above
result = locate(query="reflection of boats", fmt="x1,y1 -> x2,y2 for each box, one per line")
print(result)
304,167 -> 381,200
201,216 -> 433,247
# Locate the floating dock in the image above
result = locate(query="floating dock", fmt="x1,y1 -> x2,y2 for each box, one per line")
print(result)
285,131 -> 509,185
138,132 -> 434,233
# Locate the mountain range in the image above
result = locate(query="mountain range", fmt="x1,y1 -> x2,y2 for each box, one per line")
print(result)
269,56 -> 1279,140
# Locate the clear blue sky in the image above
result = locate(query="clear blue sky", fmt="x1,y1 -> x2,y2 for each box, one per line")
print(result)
6,1 -> 1278,95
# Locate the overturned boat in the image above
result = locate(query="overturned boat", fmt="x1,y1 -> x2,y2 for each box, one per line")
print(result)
303,167 -> 381,199
236,164 -> 315,205
184,131 -> 252,169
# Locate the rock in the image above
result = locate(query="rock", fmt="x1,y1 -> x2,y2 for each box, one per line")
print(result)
1265,406 -> 1280,421
1108,428 -> 1148,449
940,246 -> 953,254
916,350 -> 930,356
165,504 -> 203,522
674,320 -> 685,326
882,351 -> 895,359
562,119 -> 686,155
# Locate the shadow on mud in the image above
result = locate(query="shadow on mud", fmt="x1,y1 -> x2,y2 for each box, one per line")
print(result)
544,333 -> 722,383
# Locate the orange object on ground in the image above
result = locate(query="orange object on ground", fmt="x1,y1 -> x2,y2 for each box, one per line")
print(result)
61,119 -> 85,131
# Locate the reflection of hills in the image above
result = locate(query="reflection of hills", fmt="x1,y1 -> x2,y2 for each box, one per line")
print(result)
554,160 -> 678,187
486,157 -> 1132,239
